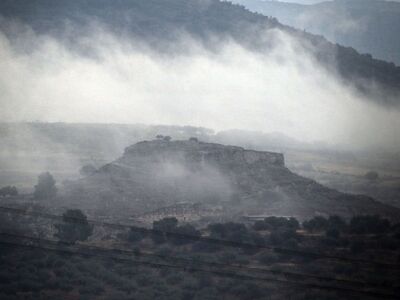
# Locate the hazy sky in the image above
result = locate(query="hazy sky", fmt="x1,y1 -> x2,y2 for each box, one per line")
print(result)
273,0 -> 324,4
271,0 -> 400,4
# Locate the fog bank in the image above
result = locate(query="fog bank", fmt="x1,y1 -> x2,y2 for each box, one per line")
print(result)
0,22 -> 399,151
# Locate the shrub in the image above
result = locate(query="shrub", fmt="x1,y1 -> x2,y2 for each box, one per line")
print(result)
328,215 -> 347,231
105,291 -> 128,300
0,186 -> 18,197
253,216 -> 300,231
257,251 -> 280,265
303,216 -> 329,232
170,224 -> 201,245
349,215 -> 390,234
378,236 -> 398,250
231,282 -> 265,299
326,227 -> 340,239
269,228 -> 299,247
218,252 -> 237,264
79,284 -> 104,296
54,209 -> 93,244
253,220 -> 268,231
350,240 -> 365,254
33,172 -> 57,200
127,228 -> 146,243
152,217 -> 178,244
165,273 -> 184,285
208,222 -> 261,245
191,241 -> 220,252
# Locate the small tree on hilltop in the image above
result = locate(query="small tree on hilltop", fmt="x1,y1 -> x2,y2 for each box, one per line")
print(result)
79,164 -> 97,177
34,172 -> 57,200
55,209 -> 93,244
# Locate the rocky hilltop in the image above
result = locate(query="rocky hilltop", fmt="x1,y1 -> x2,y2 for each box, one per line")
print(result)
123,139 -> 284,168
64,139 -> 400,222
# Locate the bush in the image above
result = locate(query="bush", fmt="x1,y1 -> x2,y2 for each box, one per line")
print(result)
303,216 -> 329,232
152,217 -> 178,244
218,252 -> 237,264
191,241 -> 220,252
208,222 -> 261,244
378,236 -> 398,250
155,245 -> 173,257
253,216 -> 300,231
105,291 -> 129,300
33,172 -> 57,200
0,186 -> 18,197
193,287 -> 219,300
79,283 -> 104,295
165,273 -> 184,285
19,279 -> 43,292
326,227 -> 340,239
171,224 -> 201,245
54,209 -> 93,244
230,282 -> 265,299
328,215 -> 347,231
257,251 -> 280,265
127,228 -> 146,243
350,240 -> 365,254
269,228 -> 299,247
253,220 -> 268,231
349,215 -> 390,234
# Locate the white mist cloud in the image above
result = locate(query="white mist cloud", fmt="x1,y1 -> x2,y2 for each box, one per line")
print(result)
0,22 -> 399,150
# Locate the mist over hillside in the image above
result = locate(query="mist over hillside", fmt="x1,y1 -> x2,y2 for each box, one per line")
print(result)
1,2 -> 400,298
1,122 -> 399,209
1,0 -> 399,210
61,138 -> 400,221
233,0 -> 400,64
1,0 -> 400,153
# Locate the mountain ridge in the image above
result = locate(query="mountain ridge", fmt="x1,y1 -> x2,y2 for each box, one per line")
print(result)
1,0 -> 400,105
233,0 -> 400,65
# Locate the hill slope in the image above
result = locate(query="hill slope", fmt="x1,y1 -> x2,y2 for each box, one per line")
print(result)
1,0 -> 400,105
64,139 -> 400,221
233,0 -> 400,65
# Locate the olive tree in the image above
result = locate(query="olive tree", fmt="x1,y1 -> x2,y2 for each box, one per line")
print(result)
33,172 -> 57,200
55,209 -> 93,244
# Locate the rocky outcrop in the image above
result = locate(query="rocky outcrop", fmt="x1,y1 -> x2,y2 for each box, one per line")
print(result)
64,139 -> 400,222
123,140 -> 284,167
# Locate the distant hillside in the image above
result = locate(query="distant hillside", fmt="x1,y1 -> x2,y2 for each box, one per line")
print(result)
1,0 -> 400,105
63,139 -> 400,221
2,122 -> 400,210
233,0 -> 400,65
